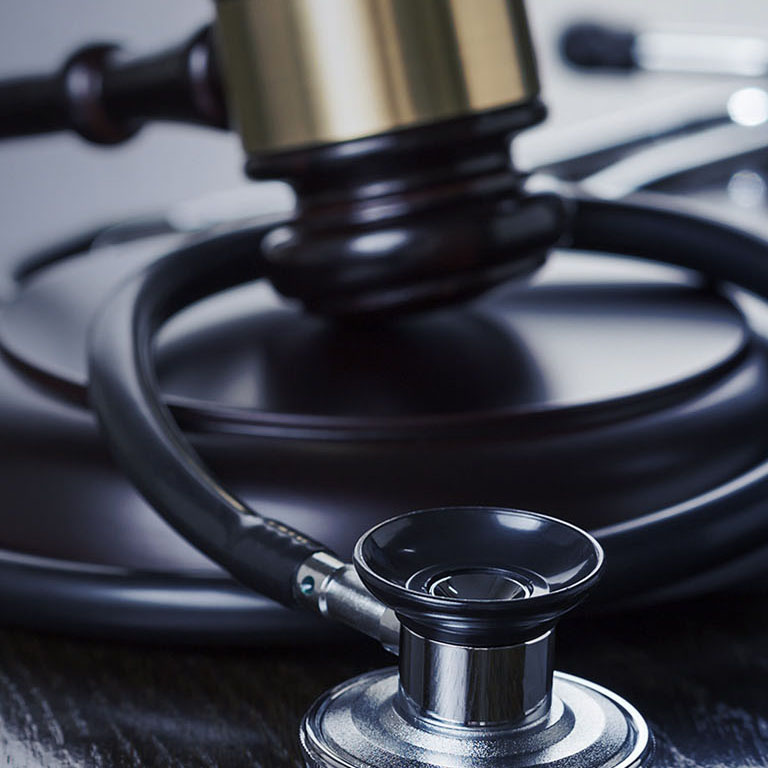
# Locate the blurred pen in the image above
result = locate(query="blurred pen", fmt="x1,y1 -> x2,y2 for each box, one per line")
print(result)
562,22 -> 768,78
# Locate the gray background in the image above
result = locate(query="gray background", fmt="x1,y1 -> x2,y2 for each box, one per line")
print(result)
0,0 -> 767,262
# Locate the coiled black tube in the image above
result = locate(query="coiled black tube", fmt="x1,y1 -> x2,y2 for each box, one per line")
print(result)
87,226 -> 331,608
87,192 -> 768,611
572,191 -> 768,598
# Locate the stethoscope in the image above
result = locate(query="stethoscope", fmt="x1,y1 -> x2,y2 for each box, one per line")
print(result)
73,165 -> 768,768
9,11 -> 768,768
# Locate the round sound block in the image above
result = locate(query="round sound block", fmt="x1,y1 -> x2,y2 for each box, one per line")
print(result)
0,227 -> 767,641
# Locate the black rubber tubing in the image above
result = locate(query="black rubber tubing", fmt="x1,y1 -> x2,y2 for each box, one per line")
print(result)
87,191 -> 768,610
573,191 -> 768,598
87,225 -> 330,608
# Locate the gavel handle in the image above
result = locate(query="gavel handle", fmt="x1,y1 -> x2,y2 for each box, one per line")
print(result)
0,25 -> 228,145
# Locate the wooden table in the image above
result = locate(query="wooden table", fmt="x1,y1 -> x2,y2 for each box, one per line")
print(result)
0,594 -> 765,767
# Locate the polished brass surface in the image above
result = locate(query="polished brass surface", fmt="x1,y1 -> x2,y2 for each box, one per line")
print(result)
215,0 -> 539,154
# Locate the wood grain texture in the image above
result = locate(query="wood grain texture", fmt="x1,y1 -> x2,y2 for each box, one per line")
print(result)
0,595 -> 766,767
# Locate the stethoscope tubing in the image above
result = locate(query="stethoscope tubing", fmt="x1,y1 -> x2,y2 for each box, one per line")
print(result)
84,188 -> 768,616
571,190 -> 768,597
86,226 -> 333,610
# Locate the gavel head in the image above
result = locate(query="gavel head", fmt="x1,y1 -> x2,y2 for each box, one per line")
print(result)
212,0 -> 568,318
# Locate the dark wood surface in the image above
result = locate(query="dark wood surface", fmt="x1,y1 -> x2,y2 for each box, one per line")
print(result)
0,595 -> 765,767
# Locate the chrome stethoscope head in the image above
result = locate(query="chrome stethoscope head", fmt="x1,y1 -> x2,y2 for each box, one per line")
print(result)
300,507 -> 653,768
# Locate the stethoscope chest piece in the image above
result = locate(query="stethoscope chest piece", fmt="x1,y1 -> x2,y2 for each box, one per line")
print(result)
300,508 -> 653,768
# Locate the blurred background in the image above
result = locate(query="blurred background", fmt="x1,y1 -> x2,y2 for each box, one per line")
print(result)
2,0 -> 768,264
